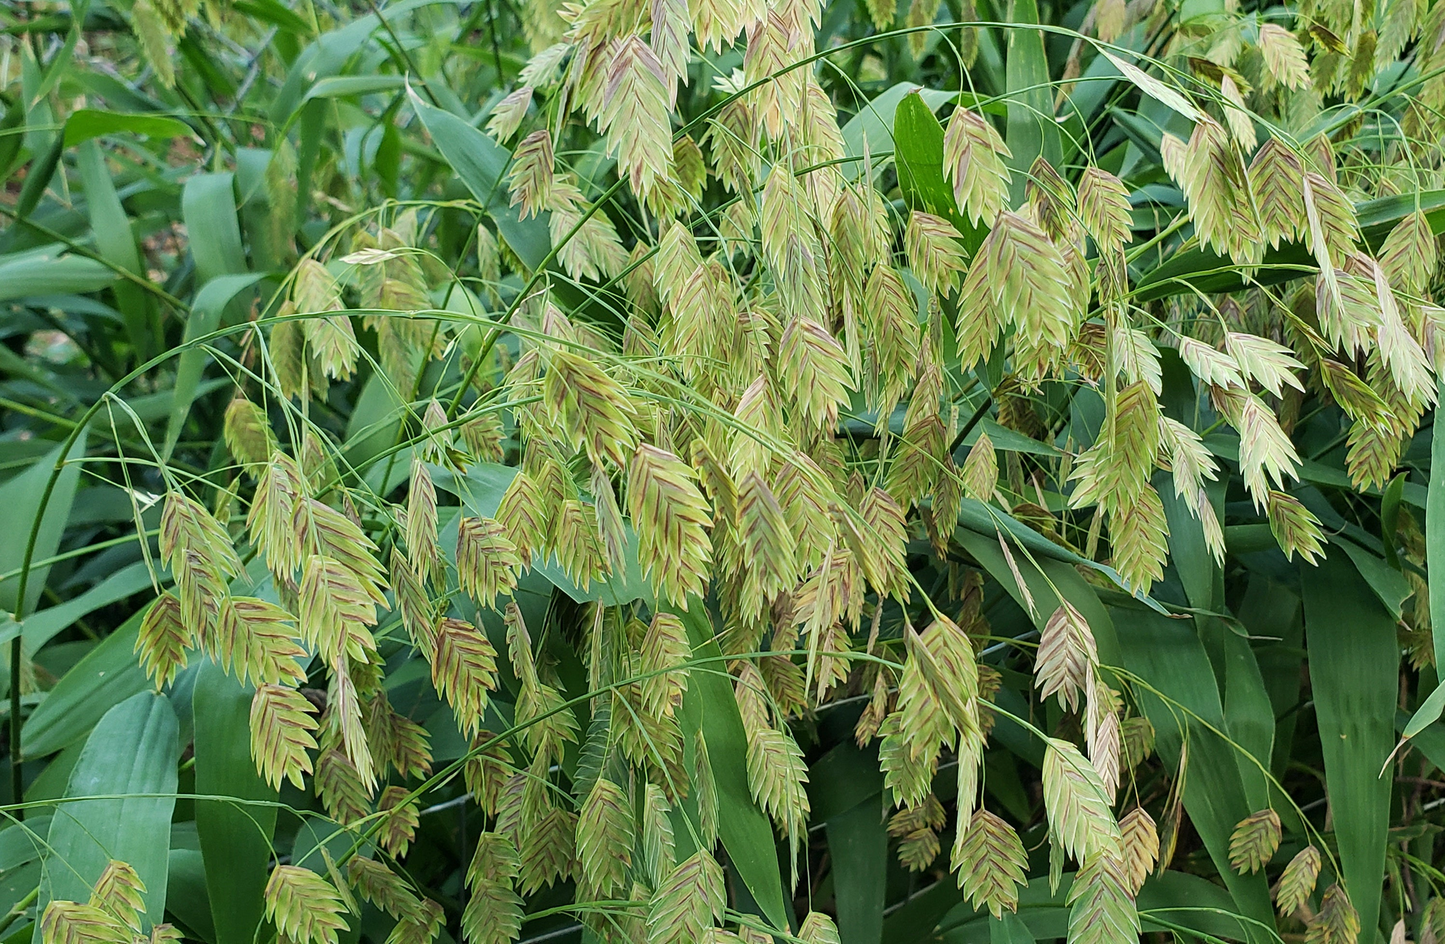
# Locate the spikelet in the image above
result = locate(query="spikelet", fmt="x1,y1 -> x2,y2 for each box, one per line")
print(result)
1163,120 -> 1260,263
958,431 -> 997,503
863,264 -> 922,421
294,497 -> 388,599
136,593 -> 192,690
161,491 -> 242,624
325,666 -> 375,788
1115,325 -> 1162,396
641,781 -> 678,884
890,796 -> 945,871
456,516 -> 522,607
740,696 -> 811,847
942,108 -> 1011,227
487,86 -> 534,142
1226,332 -> 1306,397
377,785 -> 420,857
432,617 -> 499,736
1251,139 -> 1306,249
367,694 -> 433,780
463,833 -> 524,944
1043,737 -> 1123,863
640,612 -> 691,718
545,348 -> 638,467
89,860 -> 146,930
1121,716 -> 1155,771
1095,0 -> 1125,41
406,458 -> 439,577
224,398 -> 275,475
957,211 -> 1074,370
1077,167 -> 1132,251
299,556 -> 382,668
519,805 -> 577,894
1036,602 -> 1097,712
551,193 -> 630,282
264,866 -> 350,944
1274,844 -> 1322,915
736,472 -> 798,618
250,683 -> 318,789
1215,387 -> 1302,506
214,596 -> 306,687
507,129 -> 554,219
387,898 -> 443,944
905,211 -> 968,296
652,0 -> 691,98
1266,491 -> 1326,563
1119,807 -> 1158,893
1302,171 -> 1360,268
1258,23 -> 1311,90
131,0 -> 181,84
1109,483 -> 1169,592
465,733 -> 515,816
780,316 -> 854,431
248,454 -> 304,578
599,36 -> 673,200
497,471 -> 549,565
953,809 -> 1028,916
577,776 -> 635,896
1228,808 -> 1282,874
648,851 -> 725,944
1307,885 -> 1361,944
293,261 -> 360,381
1379,210 -> 1438,297
799,913 -> 841,944
630,444 -> 714,606
38,901 -> 130,944
1066,851 -> 1140,944
691,0 -> 749,52
1220,75 -> 1256,149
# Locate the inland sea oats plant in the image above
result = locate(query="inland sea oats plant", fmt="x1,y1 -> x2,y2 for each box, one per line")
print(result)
1,0 -> 1445,941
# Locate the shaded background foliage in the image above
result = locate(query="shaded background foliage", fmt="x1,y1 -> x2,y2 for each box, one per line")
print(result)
0,0 -> 1444,941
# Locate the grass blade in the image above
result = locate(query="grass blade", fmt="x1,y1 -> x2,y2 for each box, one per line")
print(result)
1301,554 -> 1396,936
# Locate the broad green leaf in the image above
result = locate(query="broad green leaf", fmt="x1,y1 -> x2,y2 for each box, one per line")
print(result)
163,272 -> 269,459
1002,0 -> 1060,202
1239,575 -> 1304,783
1404,684 -> 1445,740
0,245 -> 115,301
305,74 -> 406,100
194,662 -> 278,944
1431,375 -> 1445,669
0,433 -> 86,617
1160,471 -> 1274,812
22,606 -> 151,758
894,90 -> 964,228
408,90 -> 551,271
63,109 -> 193,147
76,139 -> 154,357
1301,554 -> 1394,940
675,605 -> 790,931
21,560 -> 154,651
166,847 -> 217,944
989,913 -> 1034,944
181,173 -> 247,285
1331,536 -> 1412,619
840,82 -> 956,179
826,800 -> 888,944
36,691 -> 179,931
